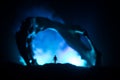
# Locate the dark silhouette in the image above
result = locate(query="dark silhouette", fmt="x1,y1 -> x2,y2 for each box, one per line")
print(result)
53,55 -> 57,64
1,62 -> 115,80
15,17 -> 37,66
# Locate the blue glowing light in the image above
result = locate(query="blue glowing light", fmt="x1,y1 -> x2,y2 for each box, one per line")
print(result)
13,5 -> 97,67
31,28 -> 87,67
19,56 -> 27,66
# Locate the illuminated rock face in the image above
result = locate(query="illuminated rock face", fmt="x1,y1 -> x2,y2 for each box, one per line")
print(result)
16,17 -> 100,67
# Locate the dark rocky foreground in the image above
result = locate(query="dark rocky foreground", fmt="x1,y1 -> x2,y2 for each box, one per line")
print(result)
0,61 -> 119,80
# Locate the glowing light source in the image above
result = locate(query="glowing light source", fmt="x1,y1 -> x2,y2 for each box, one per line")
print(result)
31,28 -> 88,67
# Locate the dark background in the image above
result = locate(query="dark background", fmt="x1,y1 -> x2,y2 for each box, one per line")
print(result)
0,0 -> 119,67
